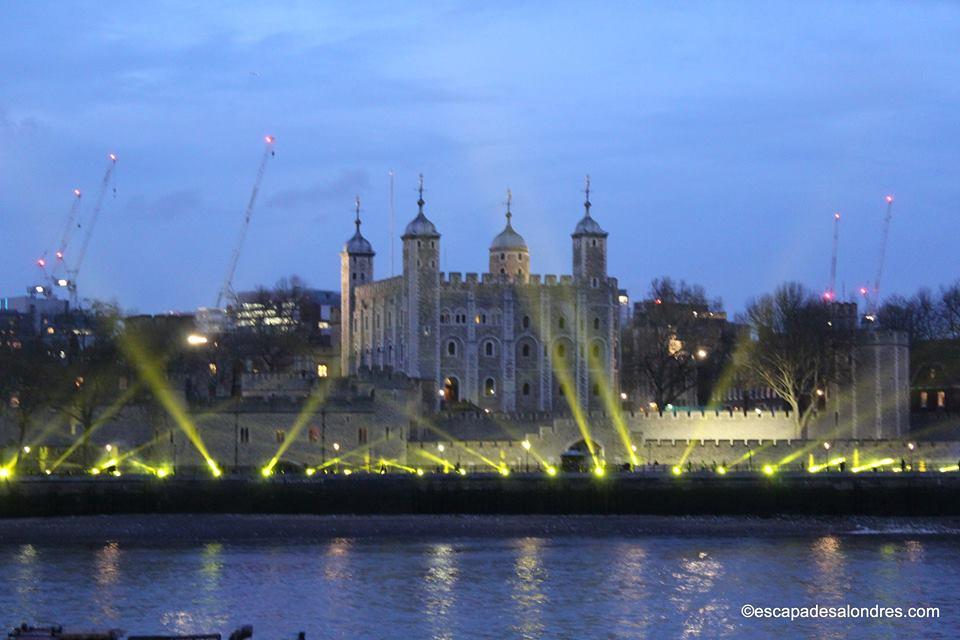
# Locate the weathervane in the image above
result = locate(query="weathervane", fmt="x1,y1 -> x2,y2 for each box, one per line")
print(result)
584,174 -> 592,216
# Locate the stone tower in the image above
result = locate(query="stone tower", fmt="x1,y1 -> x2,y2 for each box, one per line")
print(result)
571,175 -> 608,284
340,196 -> 374,375
489,189 -> 530,283
402,175 -> 441,388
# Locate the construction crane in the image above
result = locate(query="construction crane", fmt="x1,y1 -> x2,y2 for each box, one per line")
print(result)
866,194 -> 895,321
824,211 -> 840,301
215,135 -> 275,309
33,188 -> 82,294
66,153 -> 118,306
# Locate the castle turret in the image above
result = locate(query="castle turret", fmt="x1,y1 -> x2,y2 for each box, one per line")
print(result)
571,175 -> 608,285
489,189 -> 529,283
340,196 -> 374,375
402,175 -> 441,387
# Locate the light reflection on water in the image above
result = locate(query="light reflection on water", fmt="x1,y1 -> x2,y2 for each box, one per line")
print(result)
1,532 -> 958,639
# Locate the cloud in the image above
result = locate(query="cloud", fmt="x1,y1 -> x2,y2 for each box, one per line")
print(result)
266,169 -> 370,212
123,188 -> 204,220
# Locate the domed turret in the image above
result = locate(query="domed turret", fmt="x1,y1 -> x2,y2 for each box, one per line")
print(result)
403,177 -> 440,239
572,175 -> 608,282
489,189 -> 530,281
341,196 -> 375,375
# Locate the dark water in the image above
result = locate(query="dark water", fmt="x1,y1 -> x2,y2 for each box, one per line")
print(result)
1,516 -> 958,639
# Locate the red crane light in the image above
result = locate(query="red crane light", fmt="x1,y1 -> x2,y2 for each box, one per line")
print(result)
73,188 -> 81,197
885,195 -> 894,204
37,258 -> 46,267
264,135 -> 275,144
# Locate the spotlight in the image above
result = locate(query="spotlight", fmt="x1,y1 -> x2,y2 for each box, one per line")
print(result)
593,466 -> 605,478
305,468 -> 316,477
671,466 -> 682,476
499,466 -> 510,477
762,464 -> 775,476
823,442 -> 831,451
457,468 -> 467,476
261,467 -> 272,478
437,444 -> 445,453
716,466 -> 727,475
90,468 -> 101,475
22,446 -> 30,454
416,468 -> 424,476
156,469 -> 169,479
0,468 -> 10,479
343,469 -> 352,476
105,444 -> 113,452
521,440 -> 531,450
546,466 -> 557,476
332,442 -> 341,451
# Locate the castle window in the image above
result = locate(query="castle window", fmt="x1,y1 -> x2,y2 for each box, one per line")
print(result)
518,269 -> 523,276
592,383 -> 599,397
418,240 -> 422,248
484,341 -> 494,357
500,253 -> 506,261
522,315 -> 530,329
556,343 -> 566,358
484,378 -> 496,396
938,391 -> 946,408
431,241 -> 435,248
352,273 -> 357,281
317,364 -> 328,378
593,317 -> 600,330
500,268 -> 505,274
591,239 -> 597,247
591,277 -> 598,288
275,429 -> 285,444
447,340 -> 457,356
522,383 -> 530,396
239,427 -> 250,444
920,391 -> 928,408
361,273 -> 365,281
592,343 -> 601,359
522,344 -> 531,357
558,316 -> 566,330
518,253 -> 523,260
358,427 -> 368,445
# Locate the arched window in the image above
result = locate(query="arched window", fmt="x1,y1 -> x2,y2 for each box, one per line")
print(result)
484,378 -> 496,396
521,344 -> 531,357
558,316 -> 566,330
522,382 -> 530,396
484,341 -> 494,357
500,268 -> 505,274
556,343 -> 566,358
592,383 -> 599,397
522,315 -> 530,329
447,340 -> 457,356
592,343 -> 601,358
593,317 -> 600,330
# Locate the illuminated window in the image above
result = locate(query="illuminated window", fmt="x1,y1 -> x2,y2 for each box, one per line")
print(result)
556,343 -> 566,358
308,427 -> 320,443
484,378 -> 496,396
317,364 -> 328,378
938,391 -> 946,408
920,391 -> 928,408
208,363 -> 217,376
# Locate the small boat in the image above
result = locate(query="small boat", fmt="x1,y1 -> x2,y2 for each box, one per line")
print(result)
9,626 -> 255,640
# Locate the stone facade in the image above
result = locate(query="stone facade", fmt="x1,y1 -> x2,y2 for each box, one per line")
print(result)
340,179 -> 621,414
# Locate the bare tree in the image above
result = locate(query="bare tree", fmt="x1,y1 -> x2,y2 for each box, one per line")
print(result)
621,277 -> 730,408
941,281 -> 960,339
735,283 -> 854,438
878,289 -> 946,342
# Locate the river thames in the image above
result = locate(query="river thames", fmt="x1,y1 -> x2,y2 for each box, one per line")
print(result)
1,515 -> 957,639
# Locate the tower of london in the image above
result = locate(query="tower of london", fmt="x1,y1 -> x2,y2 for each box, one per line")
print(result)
341,177 -> 621,413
